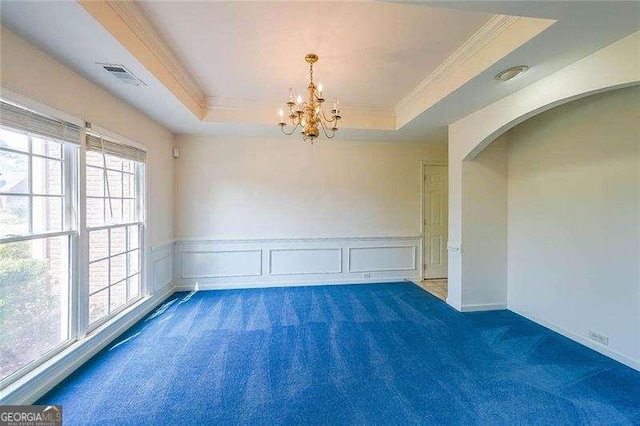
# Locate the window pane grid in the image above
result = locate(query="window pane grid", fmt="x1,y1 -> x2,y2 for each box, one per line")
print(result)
0,146 -> 28,156
88,247 -> 139,265
86,164 -> 136,176
88,272 -> 140,298
86,196 -> 137,200
85,154 -> 137,229
28,152 -> 63,162
87,221 -> 143,233
0,193 -> 65,198
0,149 -> 58,165
1,135 -> 65,238
88,160 -> 142,327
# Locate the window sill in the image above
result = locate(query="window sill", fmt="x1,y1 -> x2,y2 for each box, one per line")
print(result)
0,285 -> 174,404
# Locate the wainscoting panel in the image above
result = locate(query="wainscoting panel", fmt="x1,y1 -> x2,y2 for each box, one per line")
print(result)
181,250 -> 262,279
269,248 -> 342,275
174,236 -> 421,290
348,246 -> 416,272
149,241 -> 174,292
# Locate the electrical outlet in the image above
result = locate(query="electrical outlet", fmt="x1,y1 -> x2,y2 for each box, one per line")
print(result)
588,330 -> 609,346
363,273 -> 371,278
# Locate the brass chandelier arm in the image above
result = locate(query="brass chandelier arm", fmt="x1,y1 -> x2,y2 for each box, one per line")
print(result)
280,122 -> 300,136
321,109 -> 338,124
287,106 -> 305,124
319,118 -> 336,139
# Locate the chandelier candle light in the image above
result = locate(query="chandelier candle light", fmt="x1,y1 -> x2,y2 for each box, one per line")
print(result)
277,53 -> 341,142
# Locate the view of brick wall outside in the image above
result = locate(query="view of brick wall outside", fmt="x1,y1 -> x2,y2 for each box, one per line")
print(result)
86,151 -> 141,325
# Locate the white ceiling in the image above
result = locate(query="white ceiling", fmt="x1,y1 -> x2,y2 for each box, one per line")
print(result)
136,1 -> 492,109
1,1 -> 639,143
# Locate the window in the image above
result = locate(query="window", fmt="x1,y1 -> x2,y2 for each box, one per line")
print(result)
85,137 -> 145,328
0,121 -> 79,383
0,100 -> 147,388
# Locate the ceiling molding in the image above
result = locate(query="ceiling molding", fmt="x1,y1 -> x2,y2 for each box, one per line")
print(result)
395,15 -> 519,113
204,14 -> 554,132
78,2 -> 553,133
206,97 -> 264,110
78,0 -> 207,119
201,15 -> 554,132
394,14 -> 556,129
106,1 -> 205,105
204,97 -> 395,131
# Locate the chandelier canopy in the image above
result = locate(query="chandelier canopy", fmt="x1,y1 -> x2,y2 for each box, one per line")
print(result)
277,53 -> 341,142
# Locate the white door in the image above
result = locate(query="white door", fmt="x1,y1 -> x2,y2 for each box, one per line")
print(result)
423,165 -> 448,279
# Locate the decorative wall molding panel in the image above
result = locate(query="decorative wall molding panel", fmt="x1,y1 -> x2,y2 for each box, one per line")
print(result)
269,248 -> 342,276
348,246 -> 416,272
173,236 -> 421,290
149,242 -> 174,292
182,250 -> 262,279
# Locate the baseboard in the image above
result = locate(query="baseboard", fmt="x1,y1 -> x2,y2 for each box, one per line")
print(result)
446,297 -> 462,311
460,302 -> 508,312
510,306 -> 640,372
175,277 -> 419,292
0,285 -> 176,405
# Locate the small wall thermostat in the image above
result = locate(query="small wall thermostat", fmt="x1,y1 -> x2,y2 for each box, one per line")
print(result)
173,147 -> 180,159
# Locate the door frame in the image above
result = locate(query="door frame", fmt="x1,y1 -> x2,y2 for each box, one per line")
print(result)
420,160 -> 448,281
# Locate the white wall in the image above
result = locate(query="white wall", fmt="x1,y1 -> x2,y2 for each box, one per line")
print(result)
448,30 -> 640,311
173,135 -> 446,288
175,135 -> 446,239
507,87 -> 640,368
0,27 -> 175,291
461,134 -> 508,310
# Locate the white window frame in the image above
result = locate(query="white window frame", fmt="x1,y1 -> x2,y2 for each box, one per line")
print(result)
83,150 -> 146,332
0,127 -> 80,388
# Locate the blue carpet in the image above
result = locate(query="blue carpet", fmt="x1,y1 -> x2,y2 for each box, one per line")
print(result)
39,283 -> 640,424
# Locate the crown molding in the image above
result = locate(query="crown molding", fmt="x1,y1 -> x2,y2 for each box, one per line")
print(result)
206,97 -> 394,115
204,97 -> 395,130
79,2 -> 553,133
396,15 -> 519,113
106,1 -> 206,106
79,0 -> 207,119
395,14 -> 555,129
203,15 -> 552,132
206,97 -> 264,110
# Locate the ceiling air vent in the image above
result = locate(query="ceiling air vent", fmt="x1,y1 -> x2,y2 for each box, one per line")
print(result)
97,63 -> 146,86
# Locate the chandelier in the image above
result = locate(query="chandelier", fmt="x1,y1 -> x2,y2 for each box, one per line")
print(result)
277,53 -> 341,142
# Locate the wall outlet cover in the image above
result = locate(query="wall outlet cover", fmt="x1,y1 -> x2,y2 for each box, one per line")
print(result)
588,330 -> 609,346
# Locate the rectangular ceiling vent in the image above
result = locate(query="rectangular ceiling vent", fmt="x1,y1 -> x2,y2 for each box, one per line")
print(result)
97,63 -> 146,86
